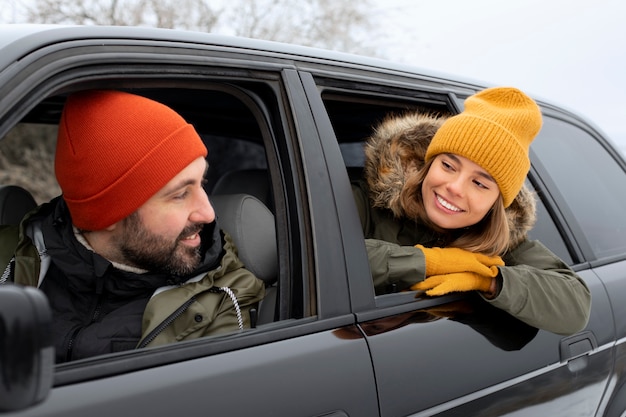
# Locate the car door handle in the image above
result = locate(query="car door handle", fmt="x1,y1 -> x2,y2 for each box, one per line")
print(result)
559,330 -> 597,371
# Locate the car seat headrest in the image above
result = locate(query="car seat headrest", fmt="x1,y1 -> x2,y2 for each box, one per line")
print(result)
0,185 -> 37,226
210,193 -> 277,285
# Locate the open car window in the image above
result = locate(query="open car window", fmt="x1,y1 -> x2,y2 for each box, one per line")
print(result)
0,74 -> 309,375
315,80 -> 578,305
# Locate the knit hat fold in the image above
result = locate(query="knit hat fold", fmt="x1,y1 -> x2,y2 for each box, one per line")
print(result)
425,87 -> 542,207
55,90 -> 208,230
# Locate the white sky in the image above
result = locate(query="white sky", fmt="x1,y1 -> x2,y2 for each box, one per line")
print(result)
2,0 -> 625,155
373,0 -> 626,155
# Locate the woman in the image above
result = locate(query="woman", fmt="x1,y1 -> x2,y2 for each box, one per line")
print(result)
352,87 -> 590,335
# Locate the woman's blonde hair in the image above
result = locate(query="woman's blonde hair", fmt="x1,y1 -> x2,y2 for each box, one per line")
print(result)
400,158 -> 510,256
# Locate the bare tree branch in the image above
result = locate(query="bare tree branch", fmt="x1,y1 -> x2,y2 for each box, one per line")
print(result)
23,0 -> 221,31
15,0 -> 379,56
222,0 -> 379,55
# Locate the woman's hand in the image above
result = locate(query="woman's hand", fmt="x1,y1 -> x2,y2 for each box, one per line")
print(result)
411,272 -> 496,296
416,244 -> 504,277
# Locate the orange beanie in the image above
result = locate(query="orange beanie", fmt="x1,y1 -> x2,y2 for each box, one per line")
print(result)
55,90 -> 208,230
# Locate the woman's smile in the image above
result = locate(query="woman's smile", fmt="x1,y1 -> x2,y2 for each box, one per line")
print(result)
435,193 -> 464,213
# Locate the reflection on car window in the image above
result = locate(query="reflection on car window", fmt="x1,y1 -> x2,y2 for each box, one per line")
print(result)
533,116 -> 626,260
526,181 -> 573,264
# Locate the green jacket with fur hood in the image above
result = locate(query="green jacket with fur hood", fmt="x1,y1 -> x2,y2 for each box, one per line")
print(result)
353,112 -> 591,336
0,198 -> 265,362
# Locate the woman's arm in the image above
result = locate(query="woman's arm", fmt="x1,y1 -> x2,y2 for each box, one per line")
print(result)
484,239 -> 591,335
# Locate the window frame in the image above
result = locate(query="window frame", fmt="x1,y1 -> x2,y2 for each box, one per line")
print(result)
530,108 -> 626,266
0,44 -> 331,386
308,74 -> 587,317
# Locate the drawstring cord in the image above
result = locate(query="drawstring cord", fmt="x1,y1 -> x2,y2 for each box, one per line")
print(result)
217,286 -> 244,330
139,285 -> 244,348
0,257 -> 14,284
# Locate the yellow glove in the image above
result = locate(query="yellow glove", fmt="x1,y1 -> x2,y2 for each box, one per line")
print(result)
416,245 -> 504,277
411,272 -> 494,296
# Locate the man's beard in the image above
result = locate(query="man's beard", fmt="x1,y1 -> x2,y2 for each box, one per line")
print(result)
118,212 -> 204,276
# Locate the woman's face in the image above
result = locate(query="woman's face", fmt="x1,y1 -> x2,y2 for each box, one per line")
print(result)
421,153 -> 500,230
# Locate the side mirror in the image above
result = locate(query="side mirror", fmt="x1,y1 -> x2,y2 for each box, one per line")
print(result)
0,284 -> 54,412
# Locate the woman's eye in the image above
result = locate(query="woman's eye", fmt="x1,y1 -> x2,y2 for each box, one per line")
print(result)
442,160 -> 453,170
473,179 -> 488,189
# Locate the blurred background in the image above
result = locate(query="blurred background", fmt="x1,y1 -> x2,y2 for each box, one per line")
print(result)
2,0 -> 625,156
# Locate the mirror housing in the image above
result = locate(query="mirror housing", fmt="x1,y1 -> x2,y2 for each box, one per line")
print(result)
0,284 -> 54,412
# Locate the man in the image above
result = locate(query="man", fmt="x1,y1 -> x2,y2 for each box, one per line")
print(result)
1,90 -> 265,363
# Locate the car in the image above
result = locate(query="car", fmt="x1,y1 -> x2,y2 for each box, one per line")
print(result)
1,24 -> 625,417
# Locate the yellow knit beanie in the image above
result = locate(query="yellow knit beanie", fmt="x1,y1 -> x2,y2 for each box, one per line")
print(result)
425,87 -> 542,207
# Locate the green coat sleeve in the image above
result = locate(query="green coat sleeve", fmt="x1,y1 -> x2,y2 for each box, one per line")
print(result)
353,179 -> 590,335
354,182 -> 428,294
365,239 -> 426,295
367,237 -> 591,335
484,239 -> 591,335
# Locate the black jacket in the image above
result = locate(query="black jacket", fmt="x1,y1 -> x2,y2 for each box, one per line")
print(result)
26,198 -> 252,362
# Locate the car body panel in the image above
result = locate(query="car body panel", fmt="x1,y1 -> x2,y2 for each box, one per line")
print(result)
15,326 -> 378,417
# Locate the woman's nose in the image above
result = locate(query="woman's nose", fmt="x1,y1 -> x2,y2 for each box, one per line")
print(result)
446,175 -> 465,196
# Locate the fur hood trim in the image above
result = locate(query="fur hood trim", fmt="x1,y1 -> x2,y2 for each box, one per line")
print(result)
363,112 -> 536,249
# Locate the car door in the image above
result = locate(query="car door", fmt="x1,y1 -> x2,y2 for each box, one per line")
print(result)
299,70 -> 615,416
0,26 -> 379,417
530,112 -> 626,416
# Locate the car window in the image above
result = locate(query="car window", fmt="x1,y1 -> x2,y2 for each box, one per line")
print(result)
532,116 -> 626,261
0,78 -> 306,371
319,87 -> 579,302
526,179 -> 573,264
0,122 -> 60,204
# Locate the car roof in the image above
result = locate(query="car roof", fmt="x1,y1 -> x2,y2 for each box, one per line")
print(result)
0,24 -> 604,136
0,24 -> 482,86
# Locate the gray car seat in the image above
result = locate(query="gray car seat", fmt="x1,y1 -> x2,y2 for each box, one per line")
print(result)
210,193 -> 278,325
0,185 -> 37,225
